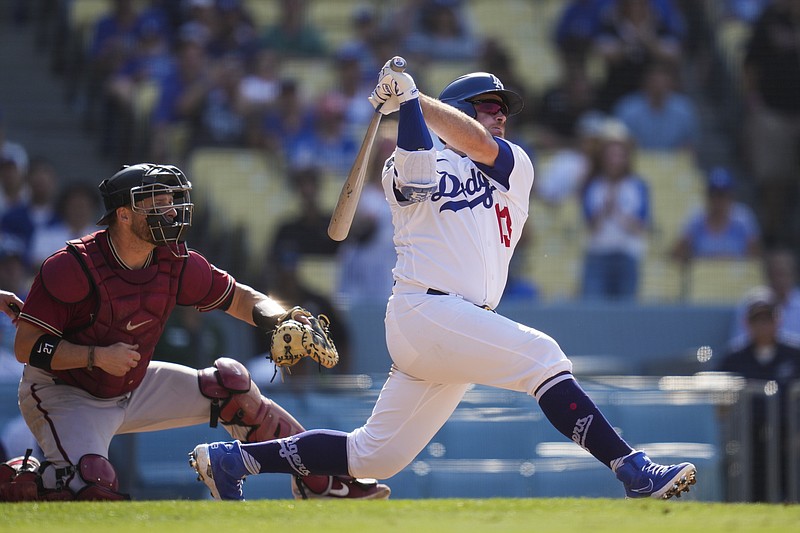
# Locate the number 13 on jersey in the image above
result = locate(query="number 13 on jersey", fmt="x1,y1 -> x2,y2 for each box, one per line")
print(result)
495,204 -> 512,247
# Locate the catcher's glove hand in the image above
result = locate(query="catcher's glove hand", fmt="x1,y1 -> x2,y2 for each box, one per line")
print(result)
269,306 -> 339,369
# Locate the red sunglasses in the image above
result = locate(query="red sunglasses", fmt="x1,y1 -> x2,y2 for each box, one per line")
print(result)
469,99 -> 509,116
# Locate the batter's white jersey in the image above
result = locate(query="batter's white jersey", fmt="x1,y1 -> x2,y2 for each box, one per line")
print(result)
346,136 -> 571,479
382,138 -> 534,309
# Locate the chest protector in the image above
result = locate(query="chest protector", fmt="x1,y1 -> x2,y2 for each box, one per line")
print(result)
51,234 -> 186,398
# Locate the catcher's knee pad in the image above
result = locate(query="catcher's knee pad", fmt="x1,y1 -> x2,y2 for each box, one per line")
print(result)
38,454 -> 128,501
0,451 -> 42,502
198,357 -> 305,442
72,454 -> 129,501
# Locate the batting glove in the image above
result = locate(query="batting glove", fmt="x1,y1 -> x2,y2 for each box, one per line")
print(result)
369,83 -> 400,115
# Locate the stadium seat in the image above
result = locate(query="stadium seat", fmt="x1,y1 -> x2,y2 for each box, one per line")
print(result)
686,258 -> 765,304
639,256 -> 683,303
469,0 -> 563,93
635,150 -> 705,256
296,255 -> 339,298
526,198 -> 586,301
187,148 -> 288,260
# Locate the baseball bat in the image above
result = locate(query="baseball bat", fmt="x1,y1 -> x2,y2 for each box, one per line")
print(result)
328,56 -> 407,242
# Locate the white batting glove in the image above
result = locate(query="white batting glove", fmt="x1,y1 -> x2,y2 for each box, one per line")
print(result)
369,82 -> 400,115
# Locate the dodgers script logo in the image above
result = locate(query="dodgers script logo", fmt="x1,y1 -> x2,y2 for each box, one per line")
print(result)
571,414 -> 594,449
278,436 -> 311,476
432,167 -> 496,213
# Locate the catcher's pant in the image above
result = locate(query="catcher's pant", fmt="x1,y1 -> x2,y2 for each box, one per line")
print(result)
18,361 -> 234,492
346,287 -> 572,479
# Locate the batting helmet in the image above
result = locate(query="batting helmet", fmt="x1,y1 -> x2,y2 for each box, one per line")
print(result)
438,72 -> 524,118
97,164 -> 193,254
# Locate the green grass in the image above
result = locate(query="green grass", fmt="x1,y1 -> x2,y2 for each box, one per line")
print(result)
1,498 -> 799,533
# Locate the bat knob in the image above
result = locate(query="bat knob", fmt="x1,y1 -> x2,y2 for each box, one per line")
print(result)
390,56 -> 407,72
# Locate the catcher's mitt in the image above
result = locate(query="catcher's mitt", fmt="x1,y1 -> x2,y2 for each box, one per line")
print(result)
269,307 -> 339,369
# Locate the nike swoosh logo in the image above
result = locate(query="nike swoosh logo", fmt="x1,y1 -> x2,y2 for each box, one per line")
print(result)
328,484 -> 349,497
631,479 -> 654,494
126,319 -> 153,331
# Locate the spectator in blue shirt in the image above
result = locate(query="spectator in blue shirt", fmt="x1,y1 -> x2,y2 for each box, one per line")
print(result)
580,121 -> 651,300
671,167 -> 762,263
613,61 -> 698,151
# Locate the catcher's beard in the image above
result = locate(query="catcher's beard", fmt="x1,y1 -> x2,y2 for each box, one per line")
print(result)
131,212 -> 160,247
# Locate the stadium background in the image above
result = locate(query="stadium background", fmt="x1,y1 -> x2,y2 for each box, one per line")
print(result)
0,0 -> 797,503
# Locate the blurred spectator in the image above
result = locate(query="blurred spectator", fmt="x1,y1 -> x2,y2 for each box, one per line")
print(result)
534,110 -> 607,206
335,4 -> 383,83
238,48 -> 282,122
717,286 -> 800,502
533,55 -> 598,150
730,248 -> 800,350
335,131 -> 397,309
724,0 -> 772,23
1,157 -> 61,257
0,234 -> 30,356
149,36 -> 211,162
0,157 -> 29,213
478,39 -> 534,124
82,0 -> 141,133
205,0 -> 260,62
612,60 -> 698,151
260,0 -> 327,58
553,0 -> 604,67
29,183 -> 101,268
670,167 -> 761,264
154,304 -> 226,368
268,165 -> 340,265
191,54 -> 248,149
177,0 -> 216,50
0,110 -> 29,175
579,121 -> 650,301
402,0 -> 481,61
328,49 -> 378,137
592,0 -> 684,112
259,78 -> 316,164
742,0 -> 800,249
288,93 -> 359,176
105,12 -> 175,160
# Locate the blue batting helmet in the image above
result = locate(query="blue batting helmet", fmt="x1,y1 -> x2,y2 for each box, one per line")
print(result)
438,72 -> 524,118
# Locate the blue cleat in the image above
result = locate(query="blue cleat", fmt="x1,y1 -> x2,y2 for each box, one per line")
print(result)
189,440 -> 252,501
615,451 -> 697,499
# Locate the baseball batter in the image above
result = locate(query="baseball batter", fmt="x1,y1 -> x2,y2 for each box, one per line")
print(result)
190,60 -> 697,500
0,164 -> 389,501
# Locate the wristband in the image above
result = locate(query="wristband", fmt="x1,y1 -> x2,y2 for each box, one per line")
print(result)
252,299 -> 285,333
29,334 -> 62,372
87,346 -> 96,371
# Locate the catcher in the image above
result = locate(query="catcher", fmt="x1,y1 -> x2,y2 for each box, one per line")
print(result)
1,163 -> 388,502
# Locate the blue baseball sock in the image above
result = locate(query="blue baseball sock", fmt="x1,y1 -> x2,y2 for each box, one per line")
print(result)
536,375 -> 633,468
241,429 -> 349,476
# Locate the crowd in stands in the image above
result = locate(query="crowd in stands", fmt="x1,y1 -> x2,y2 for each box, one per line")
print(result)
0,0 -> 798,338
1,1 -> 800,501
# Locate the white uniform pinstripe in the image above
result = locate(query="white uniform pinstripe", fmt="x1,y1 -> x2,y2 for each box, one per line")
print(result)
346,139 -> 573,479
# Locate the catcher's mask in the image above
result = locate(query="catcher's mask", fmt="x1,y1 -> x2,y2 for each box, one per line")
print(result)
438,72 -> 523,118
97,163 -> 193,257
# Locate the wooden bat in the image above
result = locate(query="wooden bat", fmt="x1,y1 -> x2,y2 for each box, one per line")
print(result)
328,56 -> 407,242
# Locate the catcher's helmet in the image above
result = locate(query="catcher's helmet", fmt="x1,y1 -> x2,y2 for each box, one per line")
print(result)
438,72 -> 524,118
97,163 -> 193,255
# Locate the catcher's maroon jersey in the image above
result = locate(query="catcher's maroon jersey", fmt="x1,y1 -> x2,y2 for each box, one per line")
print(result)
18,230 -> 235,397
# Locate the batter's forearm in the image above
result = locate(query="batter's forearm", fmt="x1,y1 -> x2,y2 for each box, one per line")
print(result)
418,94 -> 498,164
